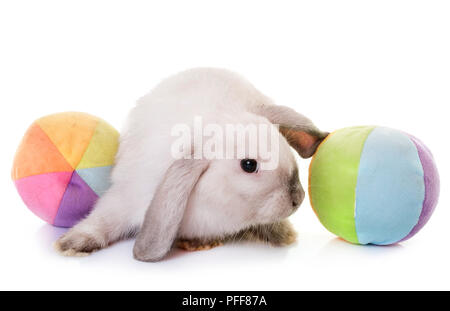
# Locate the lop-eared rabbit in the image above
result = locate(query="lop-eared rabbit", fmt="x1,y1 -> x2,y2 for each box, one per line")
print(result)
55,68 -> 328,261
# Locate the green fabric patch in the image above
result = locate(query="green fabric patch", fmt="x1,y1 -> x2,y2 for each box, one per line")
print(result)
309,126 -> 375,243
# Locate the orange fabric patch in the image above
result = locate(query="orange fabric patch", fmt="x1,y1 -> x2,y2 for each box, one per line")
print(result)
11,123 -> 73,180
36,112 -> 99,169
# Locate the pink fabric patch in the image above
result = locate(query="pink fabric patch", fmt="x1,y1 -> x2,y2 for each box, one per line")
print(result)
14,172 -> 72,224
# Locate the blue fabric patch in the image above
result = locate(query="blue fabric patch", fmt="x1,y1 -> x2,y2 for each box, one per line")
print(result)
355,127 -> 425,245
76,166 -> 113,197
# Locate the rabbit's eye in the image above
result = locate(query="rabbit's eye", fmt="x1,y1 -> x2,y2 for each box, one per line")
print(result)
240,159 -> 258,173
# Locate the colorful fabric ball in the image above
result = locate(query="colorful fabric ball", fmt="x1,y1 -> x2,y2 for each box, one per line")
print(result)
309,126 -> 440,245
12,112 -> 119,227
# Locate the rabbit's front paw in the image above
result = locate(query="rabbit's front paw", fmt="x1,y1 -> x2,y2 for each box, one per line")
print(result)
54,230 -> 105,257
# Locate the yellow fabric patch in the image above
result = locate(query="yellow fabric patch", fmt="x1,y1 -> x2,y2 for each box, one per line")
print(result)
76,119 -> 119,169
36,112 -> 99,169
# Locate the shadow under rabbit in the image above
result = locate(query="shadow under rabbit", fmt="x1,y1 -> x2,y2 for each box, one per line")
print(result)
35,224 -> 295,266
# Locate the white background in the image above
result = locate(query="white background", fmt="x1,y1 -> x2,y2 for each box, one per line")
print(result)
0,0 -> 449,290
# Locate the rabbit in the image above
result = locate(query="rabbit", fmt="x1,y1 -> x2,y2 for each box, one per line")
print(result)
54,68 -> 328,262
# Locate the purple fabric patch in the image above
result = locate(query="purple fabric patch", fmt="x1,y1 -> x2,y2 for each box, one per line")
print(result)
53,171 -> 98,227
401,135 -> 440,241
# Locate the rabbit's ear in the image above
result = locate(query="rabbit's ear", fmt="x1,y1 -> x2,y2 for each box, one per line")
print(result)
254,104 -> 329,158
133,159 -> 209,262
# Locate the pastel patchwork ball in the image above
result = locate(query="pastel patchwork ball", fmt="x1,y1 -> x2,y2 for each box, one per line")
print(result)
12,112 -> 119,227
309,126 -> 439,245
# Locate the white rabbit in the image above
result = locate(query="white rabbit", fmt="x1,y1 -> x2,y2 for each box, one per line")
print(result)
54,68 -> 328,261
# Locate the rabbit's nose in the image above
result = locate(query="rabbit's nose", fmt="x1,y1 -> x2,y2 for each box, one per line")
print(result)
288,167 -> 304,208
291,186 -> 305,208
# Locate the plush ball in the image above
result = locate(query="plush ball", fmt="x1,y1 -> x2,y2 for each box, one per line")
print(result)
309,126 -> 439,245
12,112 -> 119,227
